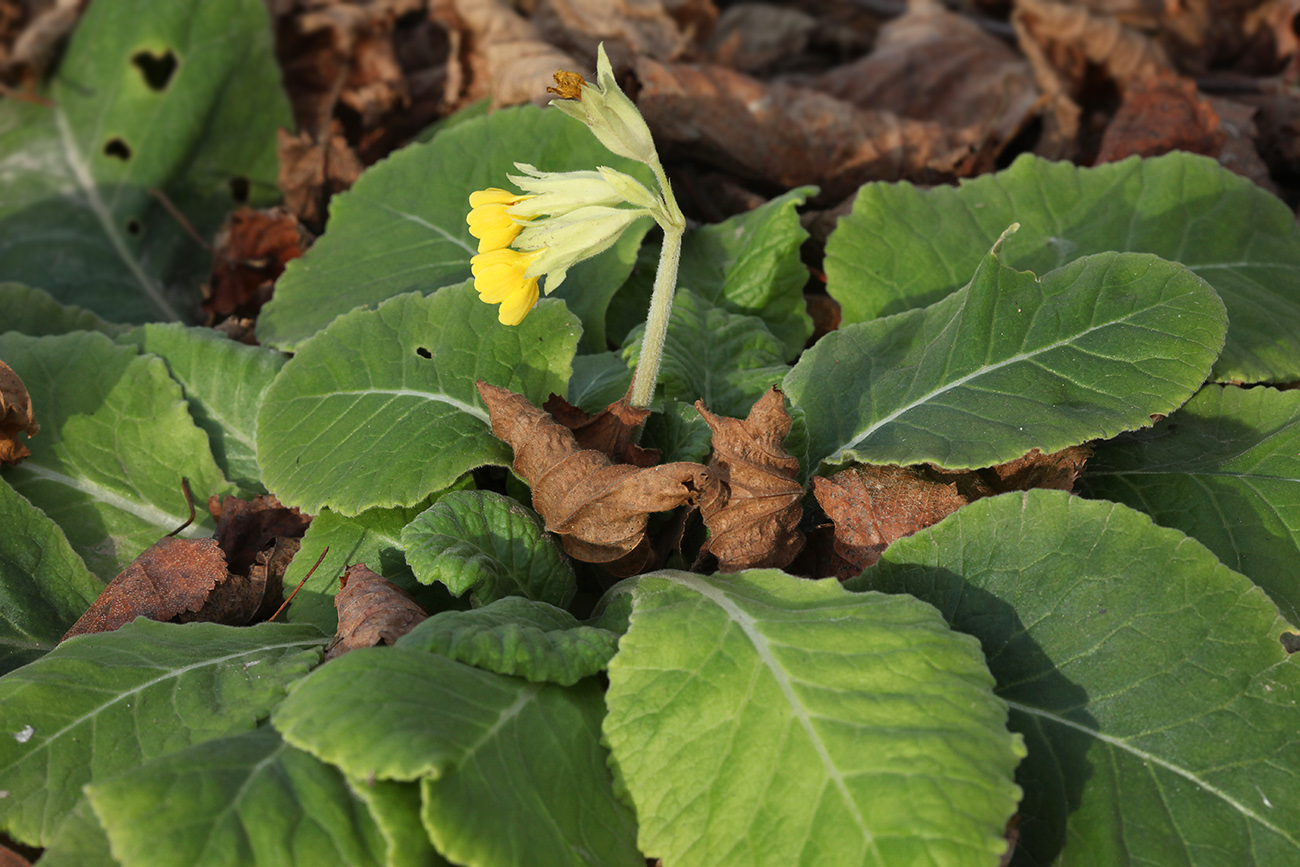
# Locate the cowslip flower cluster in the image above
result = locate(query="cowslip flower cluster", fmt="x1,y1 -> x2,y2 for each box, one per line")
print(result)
467,43 -> 686,407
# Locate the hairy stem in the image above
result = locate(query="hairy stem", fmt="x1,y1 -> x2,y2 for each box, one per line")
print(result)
629,225 -> 683,408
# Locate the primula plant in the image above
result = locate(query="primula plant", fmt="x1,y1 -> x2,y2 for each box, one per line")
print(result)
0,4 -> 1298,867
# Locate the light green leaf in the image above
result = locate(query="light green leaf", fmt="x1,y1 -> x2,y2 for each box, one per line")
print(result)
256,285 -> 579,516
279,499 -> 468,635
827,152 -> 1300,382
0,0 -> 288,323
640,399 -> 713,465
855,489 -> 1300,866
785,247 -> 1227,474
118,323 -> 286,493
32,798 -> 117,867
274,648 -> 642,867
566,351 -> 632,412
401,490 -> 575,607
258,105 -> 654,351
348,778 -> 451,867
603,569 -> 1023,867
0,331 -> 233,580
0,619 -> 325,846
1081,383 -> 1300,623
623,288 -> 789,418
395,596 -> 619,685
0,283 -> 128,338
88,727 -> 385,867
0,481 -> 101,675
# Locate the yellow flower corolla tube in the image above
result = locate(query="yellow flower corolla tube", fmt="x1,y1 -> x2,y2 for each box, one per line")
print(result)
470,247 -> 542,325
467,188 -> 533,253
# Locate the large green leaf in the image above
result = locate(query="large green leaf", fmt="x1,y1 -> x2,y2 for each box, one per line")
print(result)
827,152 -> 1300,382
854,490 -> 1300,865
279,498 -> 468,635
87,727 -> 386,867
118,323 -> 286,492
603,569 -> 1024,867
0,283 -> 128,338
258,105 -> 654,351
609,187 -> 816,358
274,648 -> 642,866
1081,384 -> 1300,623
256,285 -> 579,516
401,490 -> 576,607
33,798 -> 118,867
623,288 -> 790,418
785,245 -> 1227,474
0,331 -> 232,580
0,0 -> 288,323
396,596 -> 619,685
0,619 -> 325,846
0,481 -> 101,675
348,778 -> 450,867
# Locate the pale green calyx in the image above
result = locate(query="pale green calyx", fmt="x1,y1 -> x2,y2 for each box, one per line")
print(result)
516,205 -> 649,294
549,44 -> 659,167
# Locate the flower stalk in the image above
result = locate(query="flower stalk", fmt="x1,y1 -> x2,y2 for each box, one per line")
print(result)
630,221 -> 683,407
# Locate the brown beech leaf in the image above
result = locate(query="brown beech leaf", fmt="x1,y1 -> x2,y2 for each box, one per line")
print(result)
634,57 -> 979,201
926,444 -> 1095,500
478,381 -> 705,575
178,536 -> 300,627
1094,70 -> 1225,163
277,123 -> 364,232
209,493 -> 312,576
61,538 -> 230,640
704,4 -> 817,74
695,387 -> 804,572
325,563 -> 428,661
542,390 -> 660,467
0,838 -> 33,867
450,0 -> 580,109
203,207 -> 309,321
815,0 -> 1038,168
532,0 -> 715,66
0,359 -> 38,465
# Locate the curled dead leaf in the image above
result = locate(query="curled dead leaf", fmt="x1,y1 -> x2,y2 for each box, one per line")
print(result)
542,388 -> 659,467
325,563 -> 428,661
204,207 -> 309,321
0,360 -> 38,465
478,381 -> 705,576
695,387 -> 804,572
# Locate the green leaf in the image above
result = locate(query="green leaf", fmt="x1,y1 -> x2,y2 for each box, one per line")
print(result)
0,481 -> 102,675
117,323 -> 286,493
785,246 -> 1227,474
0,619 -> 324,846
0,0 -> 288,323
348,778 -> 451,867
258,105 -> 654,351
640,399 -> 713,465
395,596 -> 619,685
256,285 -> 579,516
279,499 -> 468,635
854,489 -> 1300,865
1081,383 -> 1300,623
87,727 -> 385,867
401,490 -> 576,607
566,351 -> 632,412
32,798 -> 118,867
623,288 -> 789,418
603,569 -> 1023,867
274,648 -> 642,867
0,331 -> 233,580
827,152 -> 1300,382
0,283 -> 128,338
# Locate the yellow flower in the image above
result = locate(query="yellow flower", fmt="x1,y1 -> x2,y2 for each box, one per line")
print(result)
467,188 -> 534,253
470,247 -> 542,325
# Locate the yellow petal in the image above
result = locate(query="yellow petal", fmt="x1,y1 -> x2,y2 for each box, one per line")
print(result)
496,277 -> 540,325
469,188 -> 519,208
467,202 -> 521,252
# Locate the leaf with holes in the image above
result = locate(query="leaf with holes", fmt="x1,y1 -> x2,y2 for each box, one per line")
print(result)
258,105 -> 654,352
0,331 -> 233,580
0,0 -> 288,323
273,648 -> 642,866
827,152 -> 1300,382
256,284 -> 579,516
853,489 -> 1300,865
603,569 -> 1024,867
0,619 -> 325,847
1081,383 -> 1300,623
786,243 -> 1227,474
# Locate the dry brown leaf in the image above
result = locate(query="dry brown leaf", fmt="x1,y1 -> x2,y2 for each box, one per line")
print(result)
1094,70 -> 1225,163
277,123 -> 364,232
634,57 -> 979,201
704,3 -> 816,74
0,359 -> 38,465
61,537 -> 230,640
178,536 -> 299,627
1,0 -> 78,86
478,381 -> 705,575
209,493 -> 313,576
0,838 -> 32,867
532,0 -> 715,66
203,207 -> 309,321
815,0 -> 1038,168
450,0 -> 579,109
542,388 -> 660,467
695,387 -> 804,572
927,444 -> 1095,498
1205,97 -> 1277,193
814,465 -> 969,577
325,563 -> 428,661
